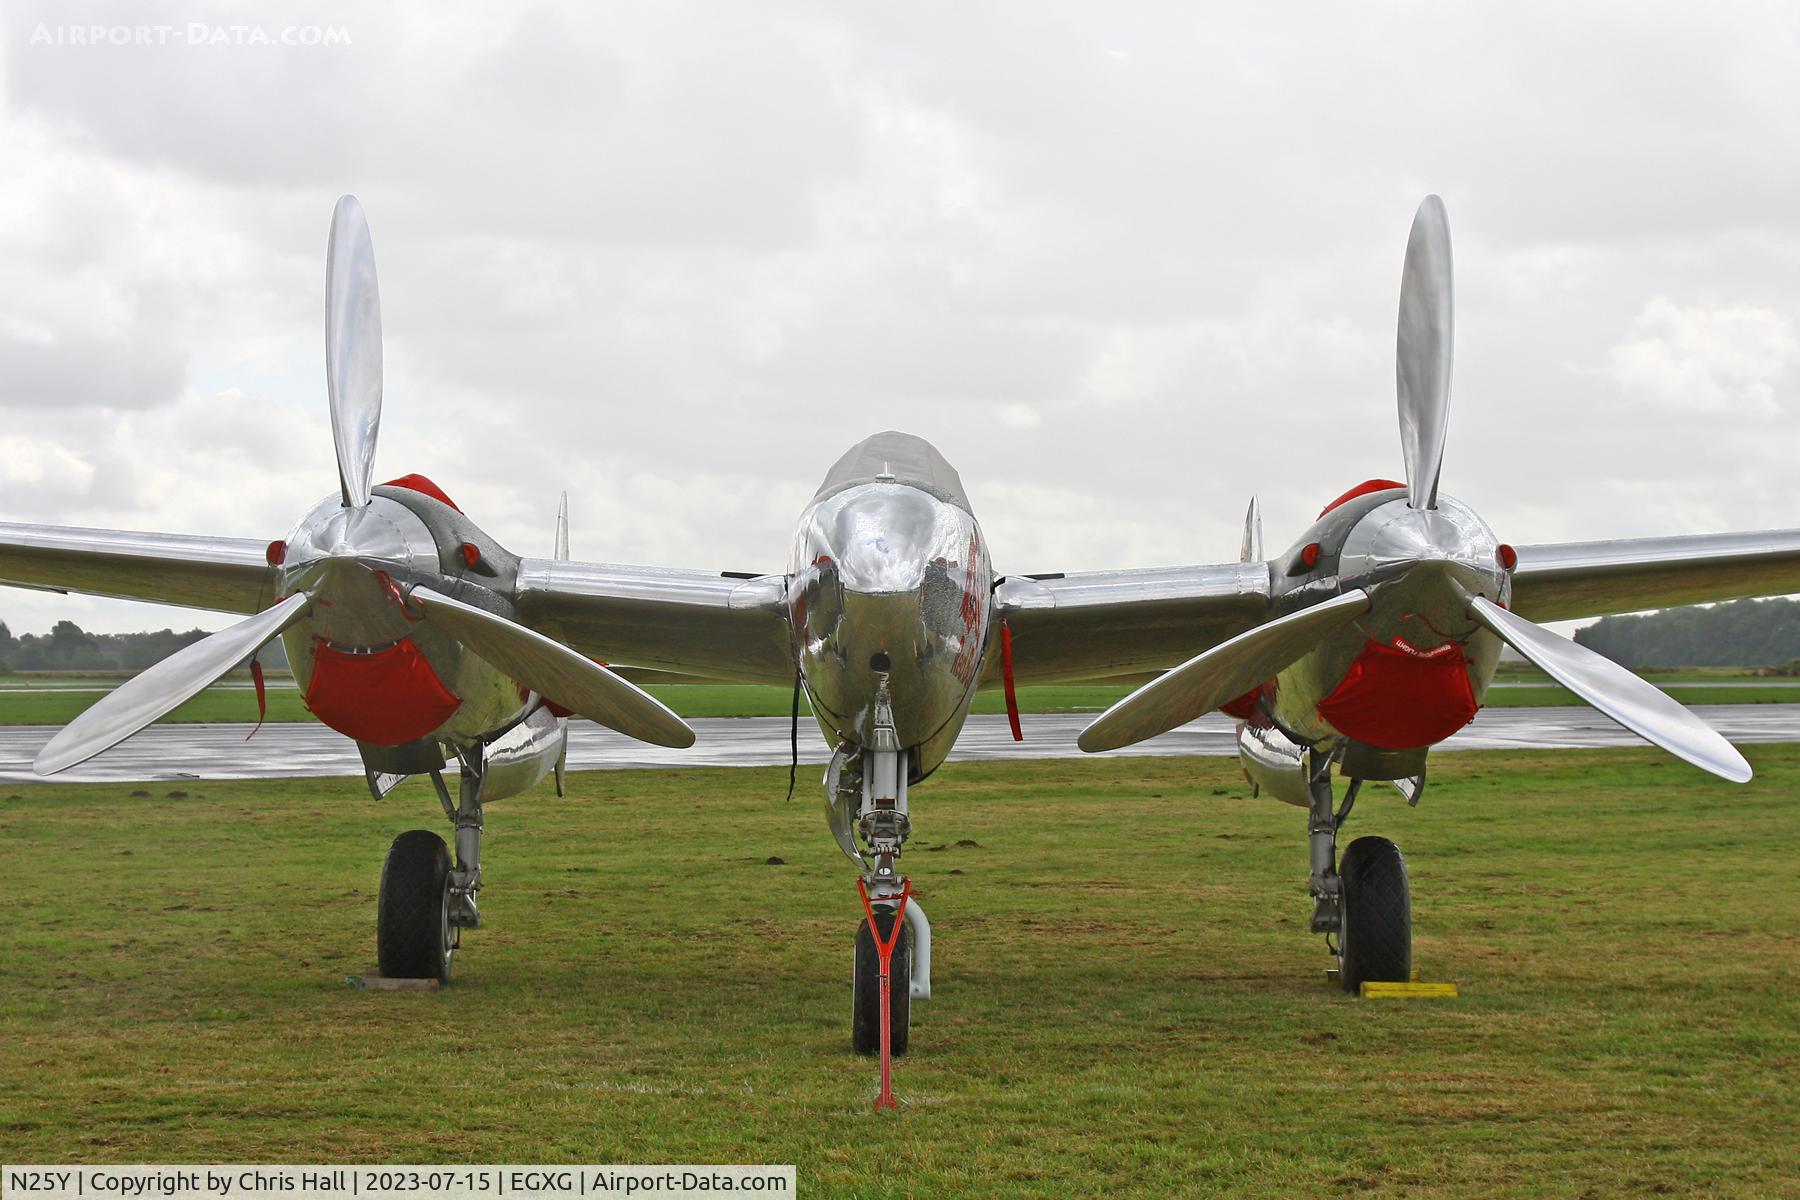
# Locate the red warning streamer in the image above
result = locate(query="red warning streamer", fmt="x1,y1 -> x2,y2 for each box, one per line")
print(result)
1000,619 -> 1023,742
246,658 -> 268,741
857,876 -> 912,1112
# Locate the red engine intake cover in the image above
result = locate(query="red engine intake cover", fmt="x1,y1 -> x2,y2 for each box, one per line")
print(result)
1318,637 -> 1478,750
304,637 -> 461,746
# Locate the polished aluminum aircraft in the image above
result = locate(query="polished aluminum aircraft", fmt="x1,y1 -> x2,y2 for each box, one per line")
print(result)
5,197 -> 1800,1055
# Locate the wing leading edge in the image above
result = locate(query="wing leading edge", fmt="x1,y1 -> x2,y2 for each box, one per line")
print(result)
1510,528 -> 1800,624
992,562 -> 1272,687
0,522 -> 274,614
512,558 -> 795,686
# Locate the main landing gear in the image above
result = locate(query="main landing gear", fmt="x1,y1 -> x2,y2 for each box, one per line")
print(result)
376,747 -> 487,983
1307,759 -> 1411,991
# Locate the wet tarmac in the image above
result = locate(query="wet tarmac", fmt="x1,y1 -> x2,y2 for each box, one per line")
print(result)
2,705 -> 1796,783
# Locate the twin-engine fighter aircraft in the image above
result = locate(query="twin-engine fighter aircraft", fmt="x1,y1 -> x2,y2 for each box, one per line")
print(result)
5,196 -> 1800,1060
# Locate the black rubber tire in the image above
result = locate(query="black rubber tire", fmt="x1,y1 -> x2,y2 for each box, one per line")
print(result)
378,829 -> 454,984
1338,835 -> 1411,992
852,911 -> 911,1056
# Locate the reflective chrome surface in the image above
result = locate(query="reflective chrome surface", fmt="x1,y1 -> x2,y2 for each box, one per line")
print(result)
1396,194 -> 1453,511
1336,496 -> 1506,599
1079,588 -> 1370,752
514,561 -> 793,685
1512,528 -> 1800,623
0,523 -> 272,614
476,704 -> 567,803
1235,719 -> 1314,808
411,584 -> 694,749
325,195 -> 383,509
790,481 -> 991,764
1269,494 -> 1508,747
992,562 -> 1269,687
1240,496 -> 1262,563
1467,593 -> 1752,782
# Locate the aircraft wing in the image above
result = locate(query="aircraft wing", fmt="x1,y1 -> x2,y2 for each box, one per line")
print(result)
1510,529 -> 1800,623
992,562 -> 1272,686
0,522 -> 274,614
511,558 -> 796,686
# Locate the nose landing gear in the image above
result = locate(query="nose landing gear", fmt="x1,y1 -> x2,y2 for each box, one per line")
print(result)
825,675 -> 933,1110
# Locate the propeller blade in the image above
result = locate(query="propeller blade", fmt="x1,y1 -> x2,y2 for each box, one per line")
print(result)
1079,589 -> 1372,752
35,592 -> 313,775
325,195 -> 383,508
1397,194 -> 1454,510
1465,594 -> 1751,783
408,585 -> 695,749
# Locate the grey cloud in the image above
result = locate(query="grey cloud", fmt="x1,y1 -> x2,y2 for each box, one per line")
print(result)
0,328 -> 185,409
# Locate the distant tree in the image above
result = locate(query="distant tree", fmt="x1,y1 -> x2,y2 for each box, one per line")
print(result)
0,617 -> 290,673
1574,597 -> 1800,668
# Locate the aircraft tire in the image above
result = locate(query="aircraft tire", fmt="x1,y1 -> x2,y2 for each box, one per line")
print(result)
378,829 -> 454,984
1338,835 -> 1410,992
852,911 -> 911,1055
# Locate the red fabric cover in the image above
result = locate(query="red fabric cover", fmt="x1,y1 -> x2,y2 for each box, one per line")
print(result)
1318,637 -> 1478,750
1220,686 -> 1261,720
1319,478 -> 1406,518
304,637 -> 462,745
381,473 -> 462,513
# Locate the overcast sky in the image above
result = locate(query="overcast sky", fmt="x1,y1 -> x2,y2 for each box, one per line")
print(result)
4,1 -> 1799,635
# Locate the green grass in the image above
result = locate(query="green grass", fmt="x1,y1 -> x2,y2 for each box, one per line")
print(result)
2,749 -> 1797,1195
6,674 -> 1799,726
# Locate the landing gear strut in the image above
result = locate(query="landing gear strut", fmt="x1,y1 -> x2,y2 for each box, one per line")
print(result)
824,675 -> 933,1107
1308,758 -> 1411,991
375,749 -> 487,982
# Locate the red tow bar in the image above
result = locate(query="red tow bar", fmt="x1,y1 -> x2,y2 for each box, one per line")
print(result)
857,876 -> 911,1112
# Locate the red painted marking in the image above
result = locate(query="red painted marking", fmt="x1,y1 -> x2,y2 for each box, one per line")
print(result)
1319,478 -> 1407,517
265,540 -> 286,566
857,876 -> 911,1113
246,659 -> 267,741
1220,685 -> 1261,720
304,638 -> 461,745
1318,637 -> 1477,749
1000,619 -> 1023,741
381,473 -> 462,512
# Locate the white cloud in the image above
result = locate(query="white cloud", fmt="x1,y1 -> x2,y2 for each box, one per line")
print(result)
4,1 -> 1800,635
1604,297 -> 1797,415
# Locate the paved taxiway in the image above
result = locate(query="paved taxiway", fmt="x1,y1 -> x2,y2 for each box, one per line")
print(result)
1,705 -> 1795,783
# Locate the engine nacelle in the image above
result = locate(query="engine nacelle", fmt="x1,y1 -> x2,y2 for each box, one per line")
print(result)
1236,719 -> 1316,809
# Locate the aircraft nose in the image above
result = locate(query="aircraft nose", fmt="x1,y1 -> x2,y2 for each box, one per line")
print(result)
819,486 -> 949,595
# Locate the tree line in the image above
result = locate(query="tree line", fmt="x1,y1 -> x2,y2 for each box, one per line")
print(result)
6,595 -> 1799,675
0,620 -> 289,673
1571,597 -> 1800,669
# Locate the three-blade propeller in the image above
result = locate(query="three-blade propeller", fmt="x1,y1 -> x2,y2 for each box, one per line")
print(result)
35,197 -> 693,775
1081,195 -> 1754,783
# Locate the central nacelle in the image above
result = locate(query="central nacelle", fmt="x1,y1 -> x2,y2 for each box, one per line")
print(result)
790,481 -> 992,768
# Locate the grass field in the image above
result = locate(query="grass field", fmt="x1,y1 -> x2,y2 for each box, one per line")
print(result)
4,672 -> 1800,727
3,749 -> 1797,1195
